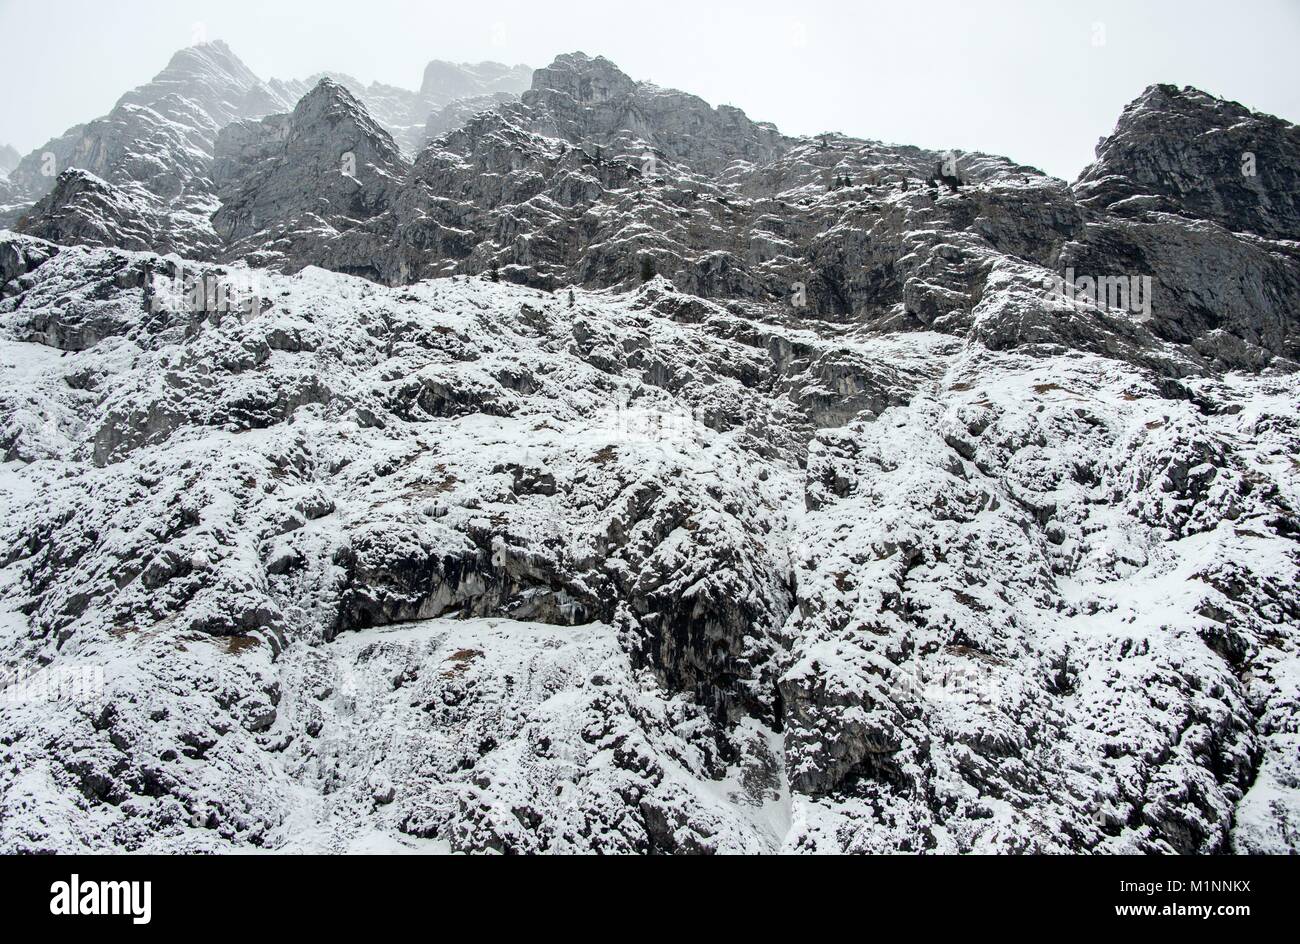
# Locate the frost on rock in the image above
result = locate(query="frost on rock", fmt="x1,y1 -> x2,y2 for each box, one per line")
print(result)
782,354 -> 1297,852
0,232 -> 1294,853
0,51 -> 1298,854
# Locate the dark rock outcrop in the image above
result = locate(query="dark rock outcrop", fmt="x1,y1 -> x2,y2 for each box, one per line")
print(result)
1075,84 -> 1300,240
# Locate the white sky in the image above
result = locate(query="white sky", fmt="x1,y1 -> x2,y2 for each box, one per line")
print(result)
1,0 -> 1297,179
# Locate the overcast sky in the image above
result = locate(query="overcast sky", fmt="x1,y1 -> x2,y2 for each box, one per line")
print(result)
2,0 -> 1297,179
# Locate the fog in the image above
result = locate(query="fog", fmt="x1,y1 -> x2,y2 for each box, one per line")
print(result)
1,0 -> 1297,179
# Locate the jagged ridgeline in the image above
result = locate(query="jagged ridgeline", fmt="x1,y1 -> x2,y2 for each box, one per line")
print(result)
0,42 -> 1297,854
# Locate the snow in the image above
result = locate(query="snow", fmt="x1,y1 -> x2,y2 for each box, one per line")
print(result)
0,238 -> 1295,853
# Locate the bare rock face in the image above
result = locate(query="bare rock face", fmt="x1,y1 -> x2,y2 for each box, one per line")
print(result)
424,92 -> 521,141
212,79 -> 410,272
520,53 -> 786,174
0,231 -> 58,299
308,56 -> 1068,312
13,170 -> 168,253
1062,216 -> 1300,368
1075,84 -> 1300,240
1069,85 -> 1300,369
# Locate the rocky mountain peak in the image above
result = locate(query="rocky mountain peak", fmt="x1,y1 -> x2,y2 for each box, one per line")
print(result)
293,77 -> 402,158
153,39 -> 261,90
3,40 -> 294,212
1074,83 -> 1300,239
264,59 -> 533,156
116,39 -> 286,130
518,51 -> 786,173
0,144 -> 19,176
211,75 -> 409,262
525,52 -> 640,104
14,167 -> 158,252
419,59 -> 533,103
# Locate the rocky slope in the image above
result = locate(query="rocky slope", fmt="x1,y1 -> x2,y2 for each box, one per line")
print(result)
16,54 -> 1298,381
211,79 -> 411,277
7,42 -> 291,207
0,49 -> 1296,854
1075,83 -> 1300,240
3,43 -> 530,242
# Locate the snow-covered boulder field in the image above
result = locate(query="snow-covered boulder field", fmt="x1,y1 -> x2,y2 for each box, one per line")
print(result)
0,236 -> 1295,852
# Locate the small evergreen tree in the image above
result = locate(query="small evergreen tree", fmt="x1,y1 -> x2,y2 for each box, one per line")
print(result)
567,288 -> 575,308
487,260 -> 499,282
639,255 -> 656,283
933,160 -> 962,192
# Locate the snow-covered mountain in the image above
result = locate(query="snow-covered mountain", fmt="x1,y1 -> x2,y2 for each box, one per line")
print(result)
0,41 -> 1296,854
0,42 -> 531,237
271,59 -> 532,155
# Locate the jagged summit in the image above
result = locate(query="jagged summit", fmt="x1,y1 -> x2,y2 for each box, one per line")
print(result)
295,76 -> 404,155
419,59 -> 532,101
272,58 -> 534,154
211,76 -> 409,262
3,40 -> 293,209
527,51 -> 640,102
1075,83 -> 1300,239
518,51 -> 785,172
100,38 -> 288,138
129,40 -> 265,105
11,53 -> 1297,371
1,44 -> 531,216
